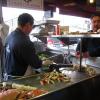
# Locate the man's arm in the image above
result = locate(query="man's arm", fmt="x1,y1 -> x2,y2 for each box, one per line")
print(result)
76,38 -> 88,52
76,38 -> 88,58
89,46 -> 100,57
20,41 -> 42,69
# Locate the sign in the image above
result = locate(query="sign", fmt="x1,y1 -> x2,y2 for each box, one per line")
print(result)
7,0 -> 43,10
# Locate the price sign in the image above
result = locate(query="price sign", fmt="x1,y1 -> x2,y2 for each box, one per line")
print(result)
7,0 -> 43,10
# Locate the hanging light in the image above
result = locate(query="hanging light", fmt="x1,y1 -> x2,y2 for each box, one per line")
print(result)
89,0 -> 94,3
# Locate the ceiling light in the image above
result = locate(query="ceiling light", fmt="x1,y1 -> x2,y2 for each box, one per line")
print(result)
89,0 -> 94,3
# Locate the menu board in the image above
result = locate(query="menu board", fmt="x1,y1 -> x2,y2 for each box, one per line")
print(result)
7,0 -> 43,10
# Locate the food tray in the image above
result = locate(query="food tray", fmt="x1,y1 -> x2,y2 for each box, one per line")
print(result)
9,66 -> 100,100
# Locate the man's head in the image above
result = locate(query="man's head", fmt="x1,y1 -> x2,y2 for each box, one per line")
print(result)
91,15 -> 100,32
18,13 -> 34,35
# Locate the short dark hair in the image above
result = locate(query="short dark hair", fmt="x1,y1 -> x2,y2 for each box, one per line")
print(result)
18,13 -> 34,26
90,14 -> 100,20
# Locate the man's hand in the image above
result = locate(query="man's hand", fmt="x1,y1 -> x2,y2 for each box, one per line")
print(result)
82,52 -> 89,58
76,51 -> 80,58
76,51 -> 90,58
42,59 -> 53,66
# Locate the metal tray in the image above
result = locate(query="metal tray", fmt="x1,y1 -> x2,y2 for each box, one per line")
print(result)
1,66 -> 100,100
9,66 -> 100,99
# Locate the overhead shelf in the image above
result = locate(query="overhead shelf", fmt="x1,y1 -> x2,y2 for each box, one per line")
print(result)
50,33 -> 100,38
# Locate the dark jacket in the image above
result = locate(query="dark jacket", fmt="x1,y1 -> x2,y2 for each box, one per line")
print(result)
4,28 -> 42,76
0,37 -> 3,54
76,31 -> 100,57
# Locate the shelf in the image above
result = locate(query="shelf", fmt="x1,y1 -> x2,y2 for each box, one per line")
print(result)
51,34 -> 100,38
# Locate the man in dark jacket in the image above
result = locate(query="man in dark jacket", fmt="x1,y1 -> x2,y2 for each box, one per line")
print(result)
3,13 -> 42,79
76,15 -> 100,58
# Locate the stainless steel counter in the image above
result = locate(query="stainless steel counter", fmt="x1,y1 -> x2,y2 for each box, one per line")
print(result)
11,66 -> 100,100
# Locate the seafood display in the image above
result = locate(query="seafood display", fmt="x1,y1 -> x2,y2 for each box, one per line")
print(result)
73,64 -> 96,76
0,63 -> 97,100
0,83 -> 47,100
40,70 -> 71,85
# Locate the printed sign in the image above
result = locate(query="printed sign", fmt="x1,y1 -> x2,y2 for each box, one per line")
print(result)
7,0 -> 43,10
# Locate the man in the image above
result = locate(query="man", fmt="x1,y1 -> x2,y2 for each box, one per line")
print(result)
76,15 -> 100,58
0,18 -> 9,45
3,13 -> 42,79
76,15 -> 100,67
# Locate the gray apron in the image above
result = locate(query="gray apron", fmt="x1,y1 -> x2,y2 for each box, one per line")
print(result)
24,65 -> 35,76
86,57 -> 100,68
73,57 -> 100,68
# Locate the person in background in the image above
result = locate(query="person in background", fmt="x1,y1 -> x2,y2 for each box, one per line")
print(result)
3,13 -> 42,80
76,15 -> 100,58
0,18 -> 9,45
0,17 -> 7,82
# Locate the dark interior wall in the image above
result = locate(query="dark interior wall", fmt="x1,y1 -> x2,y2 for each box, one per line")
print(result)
96,0 -> 100,6
96,0 -> 100,11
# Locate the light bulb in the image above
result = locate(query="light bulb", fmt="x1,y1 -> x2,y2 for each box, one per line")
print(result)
89,0 -> 94,3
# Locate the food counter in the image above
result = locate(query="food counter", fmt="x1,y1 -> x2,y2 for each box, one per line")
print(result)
9,66 -> 100,100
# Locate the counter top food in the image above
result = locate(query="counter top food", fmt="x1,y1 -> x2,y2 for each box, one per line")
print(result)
6,65 -> 100,100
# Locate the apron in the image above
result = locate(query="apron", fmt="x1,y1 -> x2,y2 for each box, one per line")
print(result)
86,57 -> 100,68
24,66 -> 35,76
24,66 -> 42,76
73,57 -> 100,68
3,66 -> 35,81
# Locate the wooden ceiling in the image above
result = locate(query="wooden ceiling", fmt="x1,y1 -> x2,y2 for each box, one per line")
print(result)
44,0 -> 100,18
